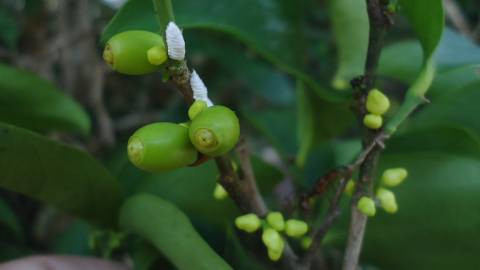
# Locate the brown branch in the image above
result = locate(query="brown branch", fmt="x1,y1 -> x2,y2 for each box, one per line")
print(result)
342,1 -> 391,270
299,132 -> 387,268
165,57 -> 300,268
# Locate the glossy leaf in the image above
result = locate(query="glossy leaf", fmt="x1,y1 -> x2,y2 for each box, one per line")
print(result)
409,81 -> 480,136
0,64 -> 90,135
385,0 -> 444,133
328,0 -> 368,90
0,123 -> 122,226
102,0 -> 343,101
119,194 -> 232,270
296,82 -> 314,167
362,126 -> 480,270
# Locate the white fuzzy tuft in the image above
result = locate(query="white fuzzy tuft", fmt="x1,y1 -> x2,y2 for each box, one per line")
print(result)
190,70 -> 213,106
165,22 -> 185,61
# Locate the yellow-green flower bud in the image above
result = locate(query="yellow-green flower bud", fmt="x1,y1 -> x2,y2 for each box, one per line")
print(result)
262,228 -> 284,254
301,236 -> 312,250
235,214 -> 260,233
147,45 -> 168,66
285,219 -> 309,238
267,246 -> 283,261
376,188 -> 398,214
213,183 -> 228,200
188,100 -> 208,120
357,196 -> 376,217
366,89 -> 390,115
266,212 -> 285,231
382,168 -> 408,187
345,179 -> 355,196
363,114 -> 383,129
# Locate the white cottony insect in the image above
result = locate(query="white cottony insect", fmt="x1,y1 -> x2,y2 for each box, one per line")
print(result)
165,21 -> 185,61
190,71 -> 213,107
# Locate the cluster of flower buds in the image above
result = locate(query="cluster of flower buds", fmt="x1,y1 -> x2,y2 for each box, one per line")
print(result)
363,89 -> 390,130
355,167 -> 408,217
234,212 -> 309,261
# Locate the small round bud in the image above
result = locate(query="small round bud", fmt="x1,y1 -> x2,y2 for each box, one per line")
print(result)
235,214 -> 261,233
345,179 -> 355,196
382,168 -> 408,187
366,89 -> 390,115
332,78 -> 349,90
301,237 -> 312,250
357,196 -> 376,217
267,246 -> 283,261
363,114 -> 383,129
188,100 -> 208,120
213,183 -> 228,200
262,228 -> 284,255
147,45 -> 168,65
376,188 -> 398,214
285,219 -> 309,238
266,212 -> 285,231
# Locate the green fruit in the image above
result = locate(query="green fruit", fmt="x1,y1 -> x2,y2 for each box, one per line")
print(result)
357,196 -> 376,217
103,31 -> 167,75
128,123 -> 197,172
188,106 -> 240,157
285,219 -> 309,238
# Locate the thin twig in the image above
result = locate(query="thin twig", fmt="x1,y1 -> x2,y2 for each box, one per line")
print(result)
443,0 -> 473,37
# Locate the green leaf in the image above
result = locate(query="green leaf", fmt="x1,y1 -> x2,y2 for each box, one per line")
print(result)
385,0 -> 444,133
119,194 -> 233,270
399,0 -> 444,58
102,0 -> 343,101
409,81 -> 480,137
0,64 -> 90,135
296,82 -> 314,167
134,161 -> 239,225
328,0 -> 368,90
363,127 -> 480,269
0,123 -> 122,226
0,198 -> 23,241
186,32 -> 294,106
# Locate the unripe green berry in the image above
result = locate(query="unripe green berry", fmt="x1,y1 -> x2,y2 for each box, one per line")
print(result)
266,212 -> 285,231
213,183 -> 228,200
366,89 -> 390,115
235,213 -> 260,233
267,246 -> 283,261
376,188 -> 398,214
189,105 -> 240,157
363,114 -> 383,129
188,100 -> 208,120
127,123 -> 197,172
357,196 -> 376,217
147,45 -> 168,66
262,228 -> 284,255
103,31 -> 167,75
345,179 -> 355,196
382,168 -> 408,187
285,219 -> 309,238
301,236 -> 312,250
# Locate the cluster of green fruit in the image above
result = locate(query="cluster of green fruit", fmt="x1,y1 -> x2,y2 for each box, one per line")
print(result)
363,89 -> 390,129
127,101 -> 240,172
103,31 -> 240,172
346,168 -> 408,216
235,212 -> 309,261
